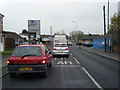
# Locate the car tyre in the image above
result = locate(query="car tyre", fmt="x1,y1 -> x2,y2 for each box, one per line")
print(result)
49,62 -> 52,68
9,73 -> 16,78
41,67 -> 48,78
66,55 -> 69,58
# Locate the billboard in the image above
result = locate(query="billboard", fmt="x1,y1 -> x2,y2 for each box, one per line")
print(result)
28,20 -> 40,38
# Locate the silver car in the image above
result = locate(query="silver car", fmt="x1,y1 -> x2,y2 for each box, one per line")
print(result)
52,43 -> 69,58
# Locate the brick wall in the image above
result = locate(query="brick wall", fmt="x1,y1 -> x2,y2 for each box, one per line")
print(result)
4,38 -> 15,50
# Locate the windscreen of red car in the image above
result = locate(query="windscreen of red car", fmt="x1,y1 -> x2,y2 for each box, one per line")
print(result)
11,46 -> 42,57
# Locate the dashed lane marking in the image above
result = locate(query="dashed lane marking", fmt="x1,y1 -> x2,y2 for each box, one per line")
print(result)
70,53 -> 73,56
82,67 -> 103,90
73,57 -> 80,64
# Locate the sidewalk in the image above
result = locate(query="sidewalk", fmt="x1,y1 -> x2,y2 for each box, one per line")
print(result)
80,46 -> 119,62
0,55 -> 9,77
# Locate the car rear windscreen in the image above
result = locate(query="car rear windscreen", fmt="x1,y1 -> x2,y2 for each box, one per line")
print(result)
11,46 -> 42,57
55,44 -> 67,47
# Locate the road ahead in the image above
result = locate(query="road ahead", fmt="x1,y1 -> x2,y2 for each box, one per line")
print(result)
2,43 -> 119,89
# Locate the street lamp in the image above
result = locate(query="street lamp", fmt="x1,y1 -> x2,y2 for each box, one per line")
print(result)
50,26 -> 55,36
72,21 -> 77,31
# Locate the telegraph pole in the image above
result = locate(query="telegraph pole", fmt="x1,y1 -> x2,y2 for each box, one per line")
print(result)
103,5 -> 107,52
107,0 -> 110,52
50,26 -> 52,36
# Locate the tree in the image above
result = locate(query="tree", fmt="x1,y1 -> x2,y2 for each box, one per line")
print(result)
108,13 -> 120,53
70,31 -> 84,41
22,29 -> 28,34
108,13 -> 120,34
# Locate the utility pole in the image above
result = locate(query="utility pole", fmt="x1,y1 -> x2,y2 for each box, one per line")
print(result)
103,5 -> 107,52
72,21 -> 77,31
50,26 -> 52,36
107,0 -> 111,52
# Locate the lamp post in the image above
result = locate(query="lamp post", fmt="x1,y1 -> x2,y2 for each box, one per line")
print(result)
50,26 -> 55,36
72,21 -> 77,31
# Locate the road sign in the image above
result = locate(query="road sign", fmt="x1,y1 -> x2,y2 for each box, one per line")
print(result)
28,20 -> 40,38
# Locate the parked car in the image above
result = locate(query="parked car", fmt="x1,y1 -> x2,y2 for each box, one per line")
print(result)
7,45 -> 52,78
84,41 -> 93,47
52,43 -> 69,58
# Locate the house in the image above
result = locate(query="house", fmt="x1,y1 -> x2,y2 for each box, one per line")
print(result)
3,31 -> 23,50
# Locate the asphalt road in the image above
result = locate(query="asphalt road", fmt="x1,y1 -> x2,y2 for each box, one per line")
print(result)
69,44 -> 119,88
2,43 -> 119,89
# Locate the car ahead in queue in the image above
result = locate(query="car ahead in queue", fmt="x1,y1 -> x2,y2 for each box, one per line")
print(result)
52,43 -> 69,58
67,41 -> 72,46
7,45 -> 52,78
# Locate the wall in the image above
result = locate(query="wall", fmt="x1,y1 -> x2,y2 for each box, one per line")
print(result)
0,33 -> 4,52
4,38 -> 15,50
92,38 -> 113,52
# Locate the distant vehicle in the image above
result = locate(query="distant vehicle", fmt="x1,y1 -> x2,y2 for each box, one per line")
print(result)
54,35 -> 67,45
23,42 -> 29,45
84,41 -> 93,47
52,43 -> 69,58
67,41 -> 72,46
7,45 -> 53,78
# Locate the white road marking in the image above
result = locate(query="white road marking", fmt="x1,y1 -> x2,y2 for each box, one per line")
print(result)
0,71 -> 8,77
73,57 -> 80,64
57,61 -> 64,64
65,61 -> 67,64
53,65 -> 80,67
54,58 -> 56,60
67,61 -> 72,64
70,53 -> 73,56
82,67 -> 103,90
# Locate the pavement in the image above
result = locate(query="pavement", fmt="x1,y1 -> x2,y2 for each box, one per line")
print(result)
79,46 -> 119,62
0,55 -> 9,77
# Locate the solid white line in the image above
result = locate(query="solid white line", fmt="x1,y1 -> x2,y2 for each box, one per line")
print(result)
82,67 -> 103,90
0,71 -> 8,77
73,57 -> 80,64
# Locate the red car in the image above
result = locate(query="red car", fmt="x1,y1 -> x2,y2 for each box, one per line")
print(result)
7,45 -> 53,78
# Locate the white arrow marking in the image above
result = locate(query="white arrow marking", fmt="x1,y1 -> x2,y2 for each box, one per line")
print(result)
57,61 -> 64,64
65,61 -> 67,64
67,61 -> 72,64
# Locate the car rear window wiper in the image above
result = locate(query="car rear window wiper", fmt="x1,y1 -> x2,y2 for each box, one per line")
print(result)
21,54 -> 37,59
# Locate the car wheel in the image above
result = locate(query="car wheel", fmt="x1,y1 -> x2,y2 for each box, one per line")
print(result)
9,73 -> 16,78
42,67 -> 48,78
66,55 -> 69,58
49,62 -> 52,68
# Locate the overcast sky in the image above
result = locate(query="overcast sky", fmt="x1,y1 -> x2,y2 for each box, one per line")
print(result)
0,0 -> 119,35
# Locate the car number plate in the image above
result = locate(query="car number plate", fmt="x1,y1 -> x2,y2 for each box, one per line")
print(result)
58,52 -> 64,53
19,67 -> 33,71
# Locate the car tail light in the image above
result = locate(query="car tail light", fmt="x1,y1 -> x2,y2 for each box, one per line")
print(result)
52,48 -> 56,50
66,48 -> 69,50
40,60 -> 46,64
7,61 -> 10,64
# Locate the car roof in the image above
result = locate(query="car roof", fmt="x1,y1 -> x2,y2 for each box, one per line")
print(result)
17,44 -> 45,47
